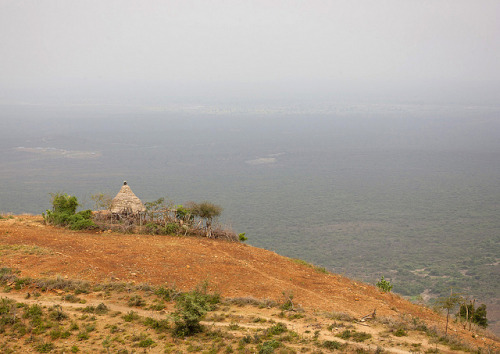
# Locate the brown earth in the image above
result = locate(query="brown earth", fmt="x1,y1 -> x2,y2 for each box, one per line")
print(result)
0,215 -> 498,352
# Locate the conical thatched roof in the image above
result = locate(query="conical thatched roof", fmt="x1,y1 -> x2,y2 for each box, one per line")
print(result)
110,182 -> 146,214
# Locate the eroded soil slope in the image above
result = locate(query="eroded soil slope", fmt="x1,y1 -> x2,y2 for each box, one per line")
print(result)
0,215 -> 498,351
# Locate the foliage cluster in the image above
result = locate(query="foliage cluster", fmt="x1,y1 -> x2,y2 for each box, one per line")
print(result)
172,281 -> 220,337
43,193 -> 95,230
376,276 -> 393,293
457,302 -> 488,328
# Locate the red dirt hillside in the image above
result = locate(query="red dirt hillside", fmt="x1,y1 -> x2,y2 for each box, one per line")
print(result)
0,215 -> 498,350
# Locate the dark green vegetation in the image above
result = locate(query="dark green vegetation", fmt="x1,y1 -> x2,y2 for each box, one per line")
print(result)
172,281 -> 221,337
1,104 -> 499,328
457,302 -> 488,329
42,193 -> 95,230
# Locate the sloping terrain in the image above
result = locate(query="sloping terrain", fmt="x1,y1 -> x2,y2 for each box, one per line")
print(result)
0,215 -> 498,353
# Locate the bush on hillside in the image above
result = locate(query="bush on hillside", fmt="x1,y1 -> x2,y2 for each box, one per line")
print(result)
376,276 -> 393,293
457,303 -> 488,328
43,193 -> 95,230
172,281 -> 220,337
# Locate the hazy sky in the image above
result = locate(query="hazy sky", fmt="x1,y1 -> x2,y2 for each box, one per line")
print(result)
1,0 -> 499,105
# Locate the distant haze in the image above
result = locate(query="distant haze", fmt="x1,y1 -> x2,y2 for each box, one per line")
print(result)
1,0 -> 499,105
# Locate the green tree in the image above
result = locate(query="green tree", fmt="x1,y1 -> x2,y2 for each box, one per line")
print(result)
458,302 -> 488,329
43,193 -> 95,230
175,205 -> 194,225
189,201 -> 222,237
436,290 -> 462,335
51,193 -> 79,214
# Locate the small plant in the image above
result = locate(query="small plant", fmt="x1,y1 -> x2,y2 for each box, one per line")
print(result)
376,276 -> 393,293
394,327 -> 407,337
280,290 -> 295,311
137,338 -> 155,348
77,331 -> 90,340
128,295 -> 145,307
63,294 -> 81,303
35,342 -> 54,353
144,317 -> 169,332
49,305 -> 68,321
258,340 -> 281,353
266,322 -> 288,336
163,223 -> 179,235
123,311 -> 140,322
352,331 -> 372,342
155,285 -> 181,301
238,232 -> 248,242
322,340 -> 342,350
336,329 -> 352,340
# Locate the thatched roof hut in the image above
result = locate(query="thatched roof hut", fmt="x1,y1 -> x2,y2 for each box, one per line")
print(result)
110,181 -> 146,214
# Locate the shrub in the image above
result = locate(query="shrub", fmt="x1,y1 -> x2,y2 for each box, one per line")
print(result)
280,291 -> 295,311
123,311 -> 139,322
457,303 -> 488,328
394,327 -> 407,337
137,338 -> 155,347
336,329 -> 352,339
258,340 -> 281,353
81,303 -> 108,314
163,223 -> 179,235
238,233 -> 248,242
128,295 -> 145,307
144,317 -> 169,332
352,331 -> 372,342
376,276 -> 393,293
335,329 -> 371,342
266,322 -> 288,336
43,193 -> 95,230
172,282 -> 220,337
35,342 -> 54,353
51,193 -> 78,214
322,340 -> 342,350
49,305 -> 67,321
155,285 -> 181,301
77,331 -> 89,340
145,222 -> 160,234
